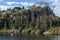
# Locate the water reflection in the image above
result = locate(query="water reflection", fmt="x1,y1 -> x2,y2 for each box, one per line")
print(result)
0,35 -> 60,40
49,35 -> 60,40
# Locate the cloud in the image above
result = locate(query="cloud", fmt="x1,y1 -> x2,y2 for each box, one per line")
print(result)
53,0 -> 60,16
0,2 -> 35,10
20,2 -> 35,6
0,5 -> 16,10
6,2 -> 19,5
0,0 -> 3,2
30,3 -> 35,6
48,0 -> 60,17
52,0 -> 59,3
6,2 -> 35,6
20,2 -> 29,6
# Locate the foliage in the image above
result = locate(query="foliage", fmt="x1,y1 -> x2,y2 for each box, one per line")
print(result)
0,2 -> 60,35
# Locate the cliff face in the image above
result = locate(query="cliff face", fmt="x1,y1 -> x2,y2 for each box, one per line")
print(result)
0,5 -> 59,30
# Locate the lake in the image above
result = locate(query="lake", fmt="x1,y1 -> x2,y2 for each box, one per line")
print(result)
0,35 -> 60,40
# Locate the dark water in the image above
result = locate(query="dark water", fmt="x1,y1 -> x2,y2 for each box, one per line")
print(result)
0,35 -> 60,40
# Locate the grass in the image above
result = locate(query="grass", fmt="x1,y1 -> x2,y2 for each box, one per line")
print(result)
43,27 -> 60,35
0,29 -> 19,35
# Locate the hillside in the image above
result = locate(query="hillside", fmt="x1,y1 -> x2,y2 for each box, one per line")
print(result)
0,5 -> 60,35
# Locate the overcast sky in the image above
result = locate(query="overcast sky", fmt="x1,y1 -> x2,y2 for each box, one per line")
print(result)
0,0 -> 60,17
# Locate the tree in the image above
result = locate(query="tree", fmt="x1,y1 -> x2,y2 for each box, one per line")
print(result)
12,7 -> 21,13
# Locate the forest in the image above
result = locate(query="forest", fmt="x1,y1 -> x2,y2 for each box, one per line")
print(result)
0,3 -> 60,35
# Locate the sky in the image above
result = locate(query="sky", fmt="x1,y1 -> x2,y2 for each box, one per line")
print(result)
0,0 -> 60,17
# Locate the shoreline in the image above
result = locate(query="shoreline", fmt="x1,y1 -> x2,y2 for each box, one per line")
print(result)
0,27 -> 60,36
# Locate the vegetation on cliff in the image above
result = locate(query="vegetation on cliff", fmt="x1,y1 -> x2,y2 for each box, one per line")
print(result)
0,2 -> 60,35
